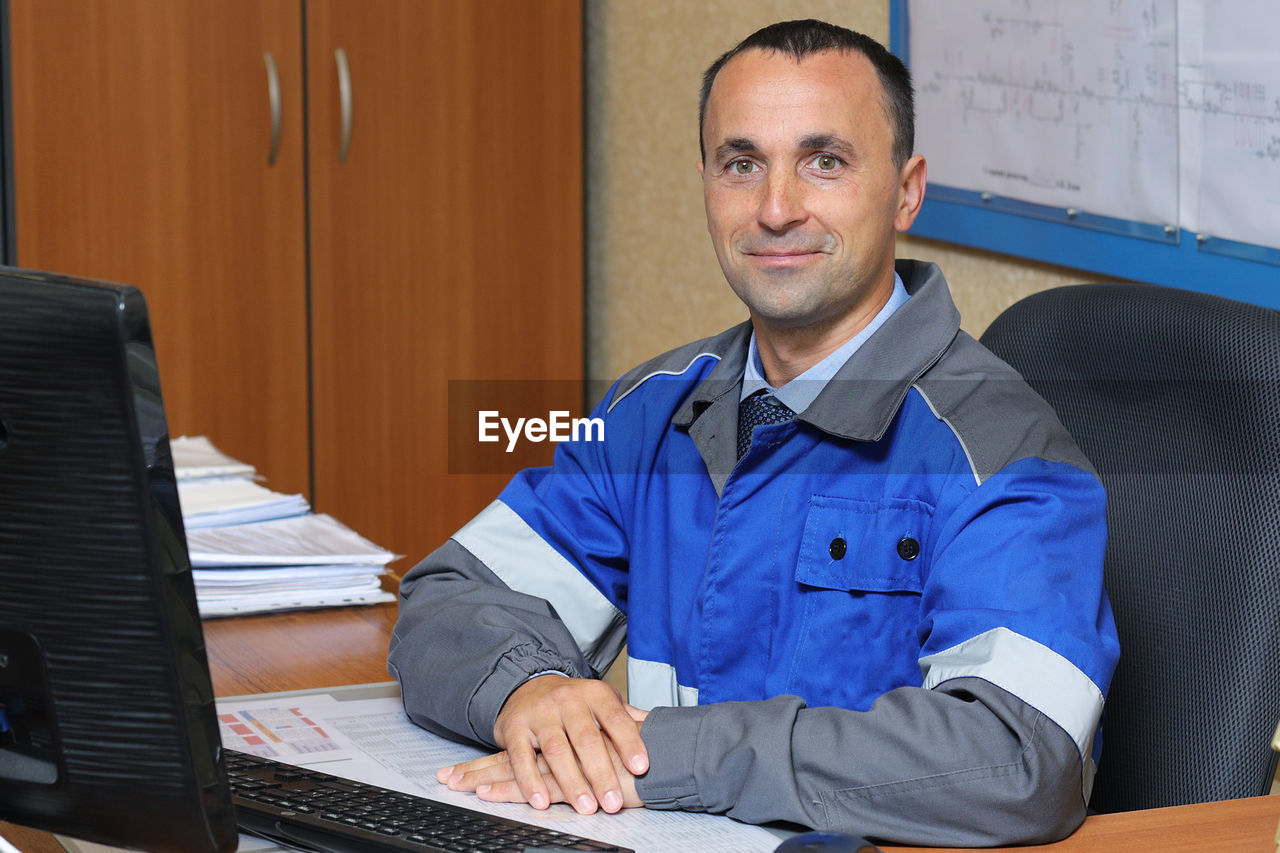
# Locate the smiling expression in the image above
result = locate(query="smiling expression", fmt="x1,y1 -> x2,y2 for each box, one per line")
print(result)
699,48 -> 925,340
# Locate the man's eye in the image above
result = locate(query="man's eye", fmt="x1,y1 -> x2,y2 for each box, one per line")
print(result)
814,154 -> 840,171
730,160 -> 758,175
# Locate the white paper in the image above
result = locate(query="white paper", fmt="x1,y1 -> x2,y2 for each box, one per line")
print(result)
194,571 -> 385,596
910,0 -> 1180,225
186,512 -> 396,563
173,448 -> 398,617
170,435 -> 257,481
186,514 -> 398,617
185,513 -> 397,567
195,587 -> 395,618
214,693 -> 783,853
178,478 -> 310,528
1179,0 -> 1280,248
193,565 -> 387,588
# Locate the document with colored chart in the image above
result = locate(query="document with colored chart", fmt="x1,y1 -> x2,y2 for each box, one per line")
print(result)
214,688 -> 784,853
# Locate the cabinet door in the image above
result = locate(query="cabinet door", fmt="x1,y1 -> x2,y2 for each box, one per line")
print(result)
306,1 -> 584,562
8,0 -> 311,496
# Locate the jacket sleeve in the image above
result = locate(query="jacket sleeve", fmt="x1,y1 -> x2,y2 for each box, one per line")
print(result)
388,535 -> 624,748
637,679 -> 1085,847
388,389 -> 632,748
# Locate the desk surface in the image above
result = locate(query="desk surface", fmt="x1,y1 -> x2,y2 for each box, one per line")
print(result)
3,603 -> 1278,853
881,797 -> 1280,853
203,601 -> 398,695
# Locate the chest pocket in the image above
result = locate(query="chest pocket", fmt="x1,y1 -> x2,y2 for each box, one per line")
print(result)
785,495 -> 933,708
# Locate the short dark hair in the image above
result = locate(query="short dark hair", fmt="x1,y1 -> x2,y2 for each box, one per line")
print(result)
698,19 -> 915,168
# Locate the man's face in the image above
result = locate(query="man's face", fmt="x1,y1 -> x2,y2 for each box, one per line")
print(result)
699,48 -> 924,334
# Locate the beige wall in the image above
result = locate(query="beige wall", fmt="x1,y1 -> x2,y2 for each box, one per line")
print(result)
584,0 -> 1106,382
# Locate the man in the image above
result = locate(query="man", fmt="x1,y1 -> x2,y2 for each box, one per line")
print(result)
389,20 -> 1119,847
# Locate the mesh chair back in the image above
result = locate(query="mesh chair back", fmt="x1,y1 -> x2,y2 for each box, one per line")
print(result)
980,283 -> 1280,813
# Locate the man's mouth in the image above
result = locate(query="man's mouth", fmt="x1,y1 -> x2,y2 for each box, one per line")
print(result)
745,249 -> 823,268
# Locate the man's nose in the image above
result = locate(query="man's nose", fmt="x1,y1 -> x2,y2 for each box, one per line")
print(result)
757,170 -> 808,233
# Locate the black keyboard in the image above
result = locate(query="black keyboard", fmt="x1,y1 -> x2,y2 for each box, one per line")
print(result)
225,749 -> 632,853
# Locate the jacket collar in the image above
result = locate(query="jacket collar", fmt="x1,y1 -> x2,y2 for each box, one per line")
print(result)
673,259 -> 959,441
671,322 -> 752,428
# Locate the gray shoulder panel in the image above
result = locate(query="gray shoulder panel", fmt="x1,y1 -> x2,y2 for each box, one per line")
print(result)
913,332 -> 1097,484
608,323 -> 747,412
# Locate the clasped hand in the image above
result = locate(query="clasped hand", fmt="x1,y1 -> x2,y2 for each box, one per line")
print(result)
437,674 -> 650,815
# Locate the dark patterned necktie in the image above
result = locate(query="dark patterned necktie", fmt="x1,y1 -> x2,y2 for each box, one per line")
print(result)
736,392 -> 795,460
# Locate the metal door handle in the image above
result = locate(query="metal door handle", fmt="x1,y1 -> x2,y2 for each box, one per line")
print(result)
335,48 -> 352,162
265,52 -> 282,166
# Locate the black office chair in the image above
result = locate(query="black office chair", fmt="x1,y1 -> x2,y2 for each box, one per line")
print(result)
979,282 -> 1280,813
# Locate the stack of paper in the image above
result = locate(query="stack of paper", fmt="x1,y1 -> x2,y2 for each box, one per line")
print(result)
173,436 -> 310,528
178,478 -> 313,529
171,436 -> 398,617
171,435 -> 258,480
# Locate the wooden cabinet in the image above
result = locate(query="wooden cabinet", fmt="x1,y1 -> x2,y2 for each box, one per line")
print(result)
8,1 -> 311,494
8,0 -> 583,564
305,1 -> 583,562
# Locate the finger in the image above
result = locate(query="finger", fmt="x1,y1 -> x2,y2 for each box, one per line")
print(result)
476,772 -> 565,807
437,750 -> 512,785
503,735 -> 552,810
559,711 -> 631,813
473,752 -> 640,813
450,757 -> 522,792
533,727 -> 600,815
599,739 -> 643,810
597,703 -> 649,776
453,751 -> 575,792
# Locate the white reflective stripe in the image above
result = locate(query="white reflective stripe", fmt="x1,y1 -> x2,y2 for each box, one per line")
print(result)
453,500 -> 623,664
626,656 -> 699,711
912,384 -> 982,486
919,626 -> 1104,765
607,352 -> 721,413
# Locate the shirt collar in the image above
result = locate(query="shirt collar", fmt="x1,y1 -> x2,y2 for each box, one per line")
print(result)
741,271 -> 910,412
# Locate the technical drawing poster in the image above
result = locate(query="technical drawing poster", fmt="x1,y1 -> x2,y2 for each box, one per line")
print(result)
910,0 -> 1180,226
908,0 -> 1280,251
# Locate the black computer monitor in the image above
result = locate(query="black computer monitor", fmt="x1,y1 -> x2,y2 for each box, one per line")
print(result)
0,268 -> 237,852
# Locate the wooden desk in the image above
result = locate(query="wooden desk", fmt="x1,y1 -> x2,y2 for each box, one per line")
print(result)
880,796 -> 1280,853
3,603 -> 1278,853
203,601 -> 398,696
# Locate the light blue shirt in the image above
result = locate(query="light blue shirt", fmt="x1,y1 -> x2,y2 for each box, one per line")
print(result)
740,271 -> 910,412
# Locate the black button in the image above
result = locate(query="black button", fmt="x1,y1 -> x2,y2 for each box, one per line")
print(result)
829,537 -> 847,560
897,537 -> 920,561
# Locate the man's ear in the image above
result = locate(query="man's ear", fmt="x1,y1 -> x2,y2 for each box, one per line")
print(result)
894,154 -> 927,233
697,158 -> 705,177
